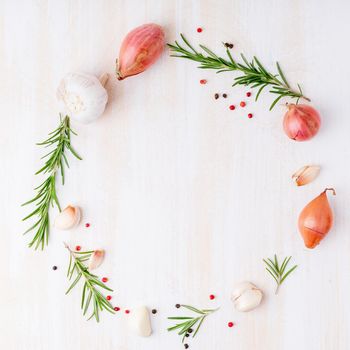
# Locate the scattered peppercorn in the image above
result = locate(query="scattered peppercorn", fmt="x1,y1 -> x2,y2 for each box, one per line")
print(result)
209,294 -> 215,300
229,105 -> 235,110
185,333 -> 190,337
240,101 -> 246,107
85,223 -> 90,228
223,93 -> 227,98
151,309 -> 157,314
188,328 -> 193,334
75,245 -> 81,251
246,92 -> 251,97
228,322 -> 234,328
197,27 -> 203,33
175,304 -> 181,308
125,309 -> 130,314
199,79 -> 207,84
214,93 -> 219,100
184,344 -> 189,349
102,277 -> 108,283
224,43 -> 234,49
248,113 -> 253,119
114,307 -> 120,312
106,295 -> 112,301
52,266 -> 57,270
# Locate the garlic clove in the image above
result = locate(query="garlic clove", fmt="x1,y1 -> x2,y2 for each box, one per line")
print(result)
88,250 -> 105,270
292,165 -> 320,186
128,306 -> 152,337
54,205 -> 81,230
231,282 -> 263,312
57,72 -> 108,124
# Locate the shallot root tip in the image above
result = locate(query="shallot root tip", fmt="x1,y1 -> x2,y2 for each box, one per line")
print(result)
324,188 -> 336,195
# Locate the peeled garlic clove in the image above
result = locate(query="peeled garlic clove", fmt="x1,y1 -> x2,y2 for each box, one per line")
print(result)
54,205 -> 81,230
88,250 -> 105,270
128,306 -> 152,337
292,165 -> 320,186
231,282 -> 263,312
57,72 -> 108,124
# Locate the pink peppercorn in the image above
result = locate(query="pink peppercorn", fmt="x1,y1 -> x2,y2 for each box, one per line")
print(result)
197,27 -> 203,33
229,105 -> 235,110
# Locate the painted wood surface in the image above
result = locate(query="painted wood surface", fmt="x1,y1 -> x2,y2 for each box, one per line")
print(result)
1,0 -> 350,349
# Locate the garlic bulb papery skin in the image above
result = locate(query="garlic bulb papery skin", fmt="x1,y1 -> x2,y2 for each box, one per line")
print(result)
231,282 -> 263,312
57,72 -> 108,124
128,306 -> 152,337
54,205 -> 81,230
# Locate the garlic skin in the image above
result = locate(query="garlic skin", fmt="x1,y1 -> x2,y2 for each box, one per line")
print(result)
54,205 -> 81,230
57,72 -> 108,124
292,165 -> 320,186
128,306 -> 152,337
88,250 -> 105,270
231,282 -> 263,312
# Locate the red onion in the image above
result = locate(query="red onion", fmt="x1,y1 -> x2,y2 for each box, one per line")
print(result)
116,23 -> 165,80
283,104 -> 321,141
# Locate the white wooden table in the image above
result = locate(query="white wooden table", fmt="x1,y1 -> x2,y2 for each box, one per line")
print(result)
1,1 -> 350,349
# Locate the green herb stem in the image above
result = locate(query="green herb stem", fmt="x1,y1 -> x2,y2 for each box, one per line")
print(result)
168,34 -> 310,110
263,254 -> 298,294
64,243 -> 115,322
167,305 -> 218,343
22,115 -> 81,250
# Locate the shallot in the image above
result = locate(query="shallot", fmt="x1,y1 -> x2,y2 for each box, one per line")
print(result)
116,23 -> 165,80
283,104 -> 321,141
298,188 -> 335,248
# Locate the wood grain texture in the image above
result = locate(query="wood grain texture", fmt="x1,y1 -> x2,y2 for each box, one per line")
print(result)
1,0 -> 350,349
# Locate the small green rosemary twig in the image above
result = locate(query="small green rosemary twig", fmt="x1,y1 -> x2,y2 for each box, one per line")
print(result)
22,115 -> 81,250
263,254 -> 298,294
168,305 -> 218,343
64,243 -> 115,322
168,34 -> 310,110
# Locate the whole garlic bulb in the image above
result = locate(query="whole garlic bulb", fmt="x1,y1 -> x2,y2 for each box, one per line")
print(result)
57,72 -> 108,124
54,205 -> 81,230
231,282 -> 263,312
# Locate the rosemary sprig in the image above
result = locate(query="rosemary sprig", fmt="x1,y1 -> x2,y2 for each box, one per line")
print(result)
22,115 -> 81,250
263,254 -> 298,294
168,34 -> 310,110
167,305 -> 218,343
64,243 -> 115,322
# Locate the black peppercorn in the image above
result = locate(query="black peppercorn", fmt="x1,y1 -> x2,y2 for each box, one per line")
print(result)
223,93 -> 227,98
185,333 -> 190,337
188,328 -> 193,333
151,309 -> 157,314
175,304 -> 181,308
52,266 -> 57,270
184,344 -> 189,349
214,93 -> 219,100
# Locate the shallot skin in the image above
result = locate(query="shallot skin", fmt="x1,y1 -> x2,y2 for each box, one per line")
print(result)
283,104 -> 321,141
298,188 -> 335,249
117,23 -> 165,80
